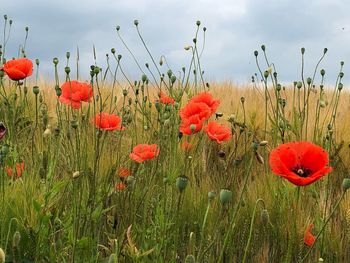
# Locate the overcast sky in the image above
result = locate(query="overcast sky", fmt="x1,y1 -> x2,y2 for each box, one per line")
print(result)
2,0 -> 350,84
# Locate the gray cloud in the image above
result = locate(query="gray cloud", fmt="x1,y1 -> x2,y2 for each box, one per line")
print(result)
2,0 -> 350,84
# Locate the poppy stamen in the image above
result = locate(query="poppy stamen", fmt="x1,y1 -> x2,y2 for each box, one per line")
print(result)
293,167 -> 312,178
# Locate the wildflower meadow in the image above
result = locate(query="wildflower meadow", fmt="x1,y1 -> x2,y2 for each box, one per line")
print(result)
1,15 -> 350,263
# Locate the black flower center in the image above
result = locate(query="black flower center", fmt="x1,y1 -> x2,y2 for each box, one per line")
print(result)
292,167 -> 312,177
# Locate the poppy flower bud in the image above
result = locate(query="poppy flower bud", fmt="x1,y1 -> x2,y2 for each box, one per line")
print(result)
193,38 -> 197,44
33,86 -> 39,95
0,248 -> 5,263
342,178 -> 350,191
126,175 -> 135,189
1,144 -> 10,156
53,57 -> 59,65
171,75 -> 176,84
208,191 -> 216,201
167,69 -> 173,78
134,20 -> 139,26
196,20 -> 201,26
65,66 -> 70,74
263,70 -> 269,79
301,47 -> 305,54
141,74 -> 147,83
339,72 -> 344,79
240,97 -> 245,104
305,78 -> 312,86
338,83 -> 343,91
176,175 -> 188,192
320,69 -> 325,76
66,52 -> 70,59
254,50 -> 258,57
55,88 -> 62,97
220,189 -> 232,205
261,209 -> 270,225
13,231 -> 21,247
73,171 -> 80,179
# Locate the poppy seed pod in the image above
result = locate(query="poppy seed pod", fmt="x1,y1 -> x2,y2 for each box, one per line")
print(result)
53,57 -> 59,65
0,248 -> 4,263
297,81 -> 302,89
33,86 -> 39,95
134,20 -> 139,26
196,20 -> 201,26
342,178 -> 350,191
254,50 -> 258,57
320,69 -> 325,76
176,175 -> 188,192
208,191 -> 216,201
220,189 -> 232,205
141,74 -> 147,83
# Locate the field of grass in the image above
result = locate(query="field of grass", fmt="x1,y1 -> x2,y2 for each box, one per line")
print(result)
1,16 -> 350,263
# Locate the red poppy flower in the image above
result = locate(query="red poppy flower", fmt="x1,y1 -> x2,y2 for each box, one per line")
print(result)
93,113 -> 124,131
304,224 -> 316,247
5,162 -> 25,178
180,102 -> 211,121
159,91 -> 175,105
189,92 -> 220,115
130,144 -> 160,163
59,80 -> 93,109
115,182 -> 126,191
118,167 -> 131,178
269,141 -> 332,186
3,58 -> 33,81
204,121 -> 231,144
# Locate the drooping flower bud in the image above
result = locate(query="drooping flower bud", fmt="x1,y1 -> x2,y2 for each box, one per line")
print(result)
342,178 -> 350,191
